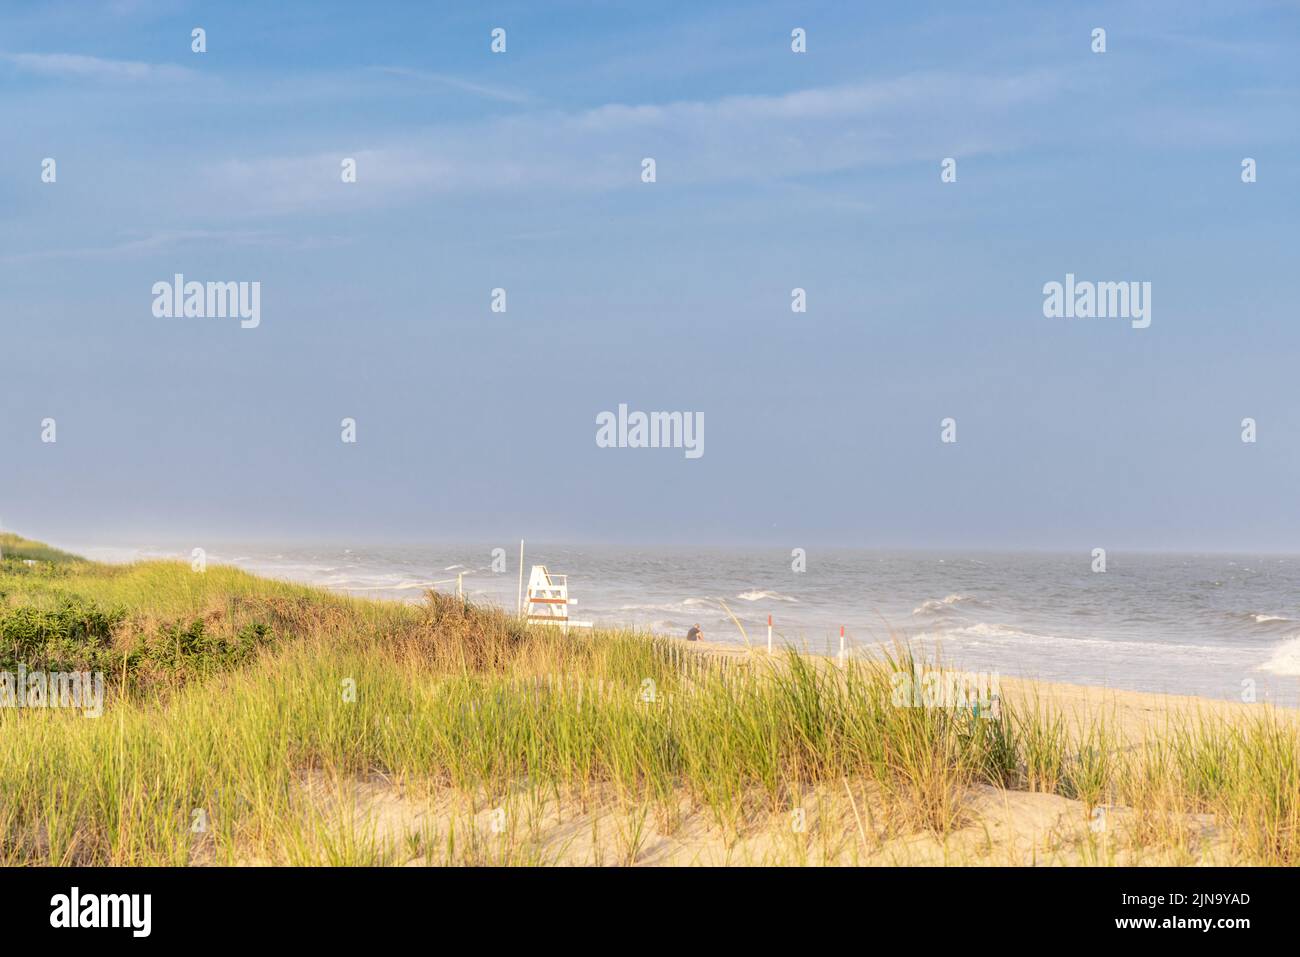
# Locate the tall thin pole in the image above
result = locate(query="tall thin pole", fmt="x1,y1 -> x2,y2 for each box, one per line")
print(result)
767,614 -> 773,655
516,539 -> 525,615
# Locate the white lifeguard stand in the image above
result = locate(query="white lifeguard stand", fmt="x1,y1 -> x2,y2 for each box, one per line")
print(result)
524,565 -> 591,633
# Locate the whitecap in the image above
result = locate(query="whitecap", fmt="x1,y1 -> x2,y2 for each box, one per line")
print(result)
736,590 -> 798,602
1260,637 -> 1300,676
912,593 -> 977,615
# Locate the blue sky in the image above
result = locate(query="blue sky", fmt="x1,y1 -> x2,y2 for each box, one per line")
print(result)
2,0 -> 1298,550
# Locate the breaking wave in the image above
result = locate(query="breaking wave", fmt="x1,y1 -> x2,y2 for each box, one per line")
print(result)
736,590 -> 798,603
1260,637 -> 1300,676
911,594 -> 985,616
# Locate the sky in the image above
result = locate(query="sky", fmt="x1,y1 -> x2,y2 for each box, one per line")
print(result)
1,0 -> 1298,551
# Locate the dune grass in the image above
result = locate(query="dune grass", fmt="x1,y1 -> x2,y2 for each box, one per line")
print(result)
0,533 -> 1296,865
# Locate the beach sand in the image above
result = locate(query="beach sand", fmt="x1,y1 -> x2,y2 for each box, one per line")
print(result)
267,640 -> 1295,867
684,634 -> 1296,740
995,675 -> 1296,741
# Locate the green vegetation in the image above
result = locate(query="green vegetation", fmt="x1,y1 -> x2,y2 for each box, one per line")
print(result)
0,532 -> 82,565
0,538 -> 354,685
0,533 -> 1296,865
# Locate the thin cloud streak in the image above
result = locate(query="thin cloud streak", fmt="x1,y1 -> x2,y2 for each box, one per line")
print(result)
371,66 -> 536,105
0,229 -> 350,265
1,51 -> 194,81
199,70 -> 1064,213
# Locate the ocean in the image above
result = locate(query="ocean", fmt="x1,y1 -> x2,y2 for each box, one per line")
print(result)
73,541 -> 1300,704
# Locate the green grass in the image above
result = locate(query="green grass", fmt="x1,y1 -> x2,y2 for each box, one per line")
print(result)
0,532 -> 1296,865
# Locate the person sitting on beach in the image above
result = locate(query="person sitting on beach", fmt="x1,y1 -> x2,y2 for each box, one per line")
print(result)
686,623 -> 703,642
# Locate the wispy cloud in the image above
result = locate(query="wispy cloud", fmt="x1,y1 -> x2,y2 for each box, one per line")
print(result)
0,229 -> 348,265
371,66 -> 535,105
1,51 -> 193,82
199,70 -> 1064,213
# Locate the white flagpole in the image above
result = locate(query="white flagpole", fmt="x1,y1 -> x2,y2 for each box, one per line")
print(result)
516,539 -> 525,615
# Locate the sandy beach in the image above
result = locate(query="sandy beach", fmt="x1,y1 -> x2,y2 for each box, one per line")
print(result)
297,661 -> 1299,867
685,634 -> 1298,740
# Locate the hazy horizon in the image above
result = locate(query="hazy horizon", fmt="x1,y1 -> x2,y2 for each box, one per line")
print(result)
43,531 -> 1300,561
